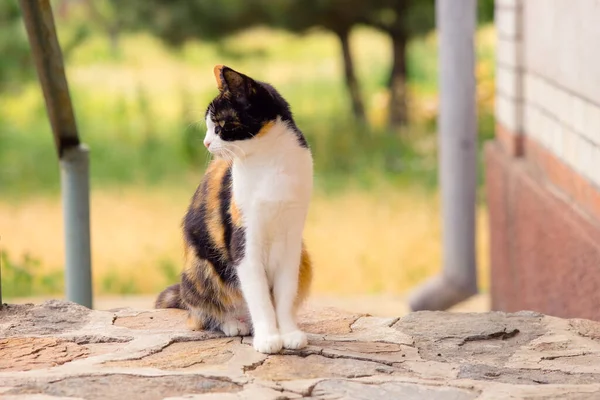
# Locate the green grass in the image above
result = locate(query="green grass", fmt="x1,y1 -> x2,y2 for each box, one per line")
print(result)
0,251 -> 64,298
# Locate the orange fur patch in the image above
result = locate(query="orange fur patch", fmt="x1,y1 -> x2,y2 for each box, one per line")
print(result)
256,121 -> 276,138
204,160 -> 229,250
214,65 -> 225,90
295,242 -> 313,310
230,202 -> 242,227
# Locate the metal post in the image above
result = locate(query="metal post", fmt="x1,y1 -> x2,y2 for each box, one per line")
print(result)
19,0 -> 93,308
409,0 -> 478,311
61,145 -> 93,308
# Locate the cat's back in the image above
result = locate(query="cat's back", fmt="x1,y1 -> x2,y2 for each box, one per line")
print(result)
184,159 -> 238,258
188,158 -> 232,213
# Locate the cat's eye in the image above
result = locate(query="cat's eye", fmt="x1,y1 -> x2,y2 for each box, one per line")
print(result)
218,120 -> 225,127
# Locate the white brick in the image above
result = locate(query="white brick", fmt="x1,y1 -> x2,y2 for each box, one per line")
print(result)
560,92 -> 576,135
496,66 -> 521,99
524,73 -> 541,105
575,136 -> 595,180
524,0 -> 600,106
496,94 -> 520,132
527,74 -> 546,110
496,95 -> 513,131
563,129 -> 579,172
549,117 -> 565,159
523,103 -> 533,136
582,101 -> 600,146
551,86 -> 571,128
496,8 -> 520,39
543,80 -> 558,116
536,111 -> 552,149
524,103 -> 540,138
571,95 -> 587,138
497,38 -> 522,68
591,145 -> 600,188
540,79 -> 554,114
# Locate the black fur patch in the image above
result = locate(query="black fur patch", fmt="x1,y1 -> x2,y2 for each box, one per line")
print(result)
230,226 -> 245,266
206,68 -> 309,148
219,168 -> 234,260
181,268 -> 226,313
183,173 -> 238,287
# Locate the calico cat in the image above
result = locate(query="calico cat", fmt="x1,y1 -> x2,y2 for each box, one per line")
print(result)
155,65 -> 313,354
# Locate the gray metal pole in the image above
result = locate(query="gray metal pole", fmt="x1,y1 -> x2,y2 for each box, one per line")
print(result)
19,0 -> 93,308
409,0 -> 478,311
61,145 -> 93,308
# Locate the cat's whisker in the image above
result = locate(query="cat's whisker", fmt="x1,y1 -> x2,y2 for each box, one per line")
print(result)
221,148 -> 236,165
204,151 -> 213,169
228,143 -> 247,160
223,145 -> 249,173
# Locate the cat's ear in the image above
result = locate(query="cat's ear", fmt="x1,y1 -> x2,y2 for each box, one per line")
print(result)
214,65 -> 227,91
213,65 -> 258,101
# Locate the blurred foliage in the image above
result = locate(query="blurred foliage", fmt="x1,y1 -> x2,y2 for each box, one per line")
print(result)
0,23 -> 495,198
0,0 -> 33,92
114,0 -> 265,45
0,251 -> 63,298
106,0 -> 494,128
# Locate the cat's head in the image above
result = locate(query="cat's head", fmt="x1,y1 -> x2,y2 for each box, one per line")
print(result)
203,65 -> 300,158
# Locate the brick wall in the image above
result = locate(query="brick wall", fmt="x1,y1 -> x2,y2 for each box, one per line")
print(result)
488,0 -> 600,320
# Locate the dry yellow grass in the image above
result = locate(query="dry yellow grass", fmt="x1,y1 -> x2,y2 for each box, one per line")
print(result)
0,186 -> 489,297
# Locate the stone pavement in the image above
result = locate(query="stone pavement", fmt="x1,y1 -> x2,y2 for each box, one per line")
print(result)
1,300 -> 600,399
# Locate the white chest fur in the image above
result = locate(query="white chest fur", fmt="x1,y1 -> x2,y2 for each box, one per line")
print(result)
232,121 -> 313,261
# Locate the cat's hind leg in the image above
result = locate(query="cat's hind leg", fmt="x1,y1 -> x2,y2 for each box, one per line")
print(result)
181,265 -> 250,336
186,307 -> 251,336
219,311 -> 251,337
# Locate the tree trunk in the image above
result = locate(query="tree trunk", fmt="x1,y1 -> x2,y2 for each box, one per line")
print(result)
335,28 -> 366,123
388,31 -> 409,130
108,26 -> 120,58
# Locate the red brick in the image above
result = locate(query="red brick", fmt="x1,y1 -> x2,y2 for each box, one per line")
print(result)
486,141 -> 600,321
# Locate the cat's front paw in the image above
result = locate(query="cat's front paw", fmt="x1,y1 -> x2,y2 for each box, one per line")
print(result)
220,319 -> 251,337
281,330 -> 308,350
253,333 -> 283,354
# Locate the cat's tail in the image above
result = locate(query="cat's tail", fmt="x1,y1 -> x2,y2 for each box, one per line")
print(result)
155,283 -> 185,310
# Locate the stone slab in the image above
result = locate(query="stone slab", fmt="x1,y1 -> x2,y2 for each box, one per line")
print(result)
2,300 -> 600,399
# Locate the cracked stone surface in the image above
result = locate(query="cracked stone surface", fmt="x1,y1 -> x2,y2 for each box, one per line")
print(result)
1,300 -> 600,399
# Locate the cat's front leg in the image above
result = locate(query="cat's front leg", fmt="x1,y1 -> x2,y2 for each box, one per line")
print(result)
273,237 -> 308,350
237,239 -> 282,354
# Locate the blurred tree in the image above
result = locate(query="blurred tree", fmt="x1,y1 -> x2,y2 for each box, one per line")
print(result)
363,0 -> 431,130
84,0 -> 121,57
116,0 -> 370,124
261,0 -> 372,124
53,0 -> 122,58
477,0 -> 495,25
88,0 -> 495,130
0,0 -> 32,92
364,0 -> 494,130
113,0 -> 265,45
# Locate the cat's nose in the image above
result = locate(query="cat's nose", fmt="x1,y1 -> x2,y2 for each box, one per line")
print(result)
203,139 -> 211,148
